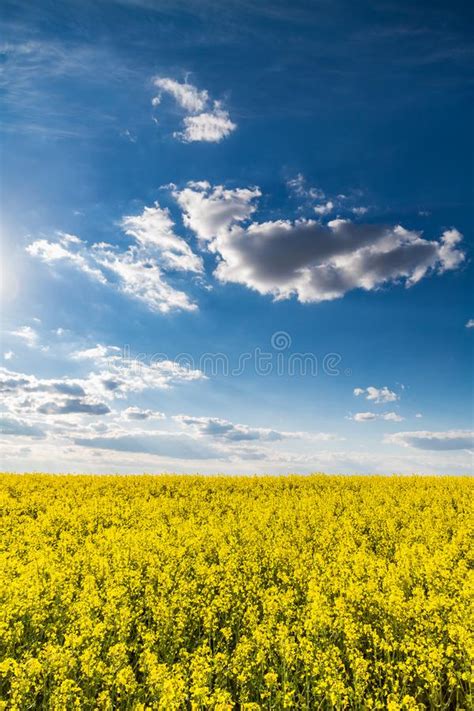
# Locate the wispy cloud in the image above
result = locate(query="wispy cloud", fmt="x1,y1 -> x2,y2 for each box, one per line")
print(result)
9,326 -> 39,347
27,204 -> 203,313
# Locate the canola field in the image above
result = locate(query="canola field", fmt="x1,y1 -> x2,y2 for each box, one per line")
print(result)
0,474 -> 473,710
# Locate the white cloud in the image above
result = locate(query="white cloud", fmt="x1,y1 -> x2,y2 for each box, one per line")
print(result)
38,398 -> 111,416
4,351 -> 14,361
27,233 -> 107,283
176,106 -> 236,143
0,416 -> 45,438
27,202 -> 203,313
174,182 -> 261,241
352,411 -> 404,422
122,406 -> 165,420
93,244 -> 198,313
75,347 -> 205,396
174,415 -> 285,442
437,229 -> 465,272
352,207 -> 368,215
153,77 -> 208,113
9,326 -> 39,347
121,204 -> 203,272
0,366 -> 111,419
466,319 -> 474,329
0,351 -> 204,425
352,411 -> 377,422
382,412 -> 404,422
354,386 -> 399,404
73,344 -> 121,361
152,77 -> 236,143
385,430 -> 474,451
3,435 -> 471,476
314,201 -> 334,216
174,414 -> 338,445
174,182 -> 465,304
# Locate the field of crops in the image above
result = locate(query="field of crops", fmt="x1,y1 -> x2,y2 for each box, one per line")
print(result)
0,474 -> 472,710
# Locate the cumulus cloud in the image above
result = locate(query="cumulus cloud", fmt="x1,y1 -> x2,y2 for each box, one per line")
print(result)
174,182 -> 261,241
352,412 -> 377,422
0,366 -> 112,419
174,414 -> 338,444
352,411 -> 404,422
152,77 -> 236,143
27,203 -> 203,313
174,414 -> 285,442
437,229 -> 465,272
71,412 -> 339,464
466,319 -> 474,329
314,201 -> 334,216
0,353 -> 204,424
122,406 -> 165,420
354,386 -> 399,404
82,349 -> 205,395
73,344 -> 121,361
37,399 -> 111,416
382,412 -> 405,422
173,182 -> 465,304
385,430 -> 474,451
177,106 -> 236,143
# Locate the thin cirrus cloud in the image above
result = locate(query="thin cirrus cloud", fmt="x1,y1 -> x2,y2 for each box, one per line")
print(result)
152,77 -> 237,143
174,181 -> 465,305
385,430 -> 474,451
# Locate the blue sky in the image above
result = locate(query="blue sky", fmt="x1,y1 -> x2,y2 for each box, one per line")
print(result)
1,0 -> 473,474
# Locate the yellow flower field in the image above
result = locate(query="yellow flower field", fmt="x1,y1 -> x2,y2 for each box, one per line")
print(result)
0,474 -> 472,710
